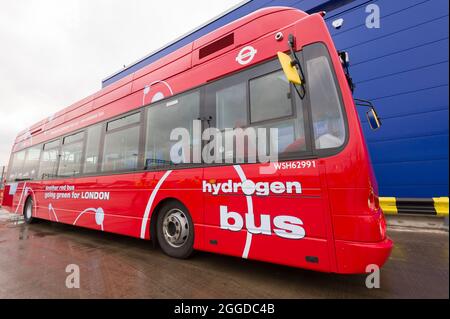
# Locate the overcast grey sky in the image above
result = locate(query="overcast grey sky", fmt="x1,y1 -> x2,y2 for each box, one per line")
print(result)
0,0 -> 242,166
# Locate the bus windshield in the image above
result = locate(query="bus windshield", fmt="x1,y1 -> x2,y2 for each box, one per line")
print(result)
303,43 -> 346,150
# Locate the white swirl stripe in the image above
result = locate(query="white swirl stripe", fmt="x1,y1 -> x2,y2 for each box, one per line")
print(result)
14,182 -> 27,214
48,203 -> 59,222
73,208 -> 97,226
73,207 -> 103,230
140,170 -> 173,239
232,165 -> 254,259
13,184 -> 39,220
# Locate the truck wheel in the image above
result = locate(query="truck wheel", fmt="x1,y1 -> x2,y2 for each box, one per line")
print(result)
156,201 -> 194,259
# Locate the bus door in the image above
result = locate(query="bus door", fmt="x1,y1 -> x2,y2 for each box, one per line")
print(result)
201,57 -> 333,271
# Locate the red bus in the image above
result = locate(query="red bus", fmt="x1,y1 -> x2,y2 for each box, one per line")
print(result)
1,7 -> 392,274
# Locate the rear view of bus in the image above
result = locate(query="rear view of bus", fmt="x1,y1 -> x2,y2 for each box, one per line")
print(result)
1,7 -> 392,274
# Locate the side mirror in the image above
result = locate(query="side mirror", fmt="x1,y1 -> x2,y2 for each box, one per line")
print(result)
355,98 -> 382,131
366,108 -> 381,130
277,52 -> 302,85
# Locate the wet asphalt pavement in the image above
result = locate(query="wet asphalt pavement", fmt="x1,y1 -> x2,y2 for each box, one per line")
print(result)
0,209 -> 448,299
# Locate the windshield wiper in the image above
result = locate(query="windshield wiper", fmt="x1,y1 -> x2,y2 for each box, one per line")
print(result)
287,34 -> 307,99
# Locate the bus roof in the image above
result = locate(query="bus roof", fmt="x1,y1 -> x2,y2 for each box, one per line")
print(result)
13,6 -> 308,151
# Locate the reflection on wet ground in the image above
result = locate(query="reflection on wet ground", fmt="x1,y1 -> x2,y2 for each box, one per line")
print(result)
0,209 -> 448,298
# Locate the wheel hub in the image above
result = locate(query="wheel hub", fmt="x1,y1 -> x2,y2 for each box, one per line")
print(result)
162,209 -> 189,248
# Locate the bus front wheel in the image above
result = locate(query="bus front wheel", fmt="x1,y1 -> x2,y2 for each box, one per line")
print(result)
156,201 -> 194,259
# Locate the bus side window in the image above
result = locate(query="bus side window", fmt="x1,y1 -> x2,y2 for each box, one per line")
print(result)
84,125 -> 102,174
38,140 -> 60,179
58,132 -> 85,177
22,146 -> 41,180
248,70 -> 307,157
145,91 -> 200,168
102,112 -> 141,172
207,66 -> 309,163
8,150 -> 26,181
249,70 -> 293,123
216,83 -> 247,130
304,43 -> 346,150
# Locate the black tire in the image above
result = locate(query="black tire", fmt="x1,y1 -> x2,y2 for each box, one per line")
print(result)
23,197 -> 36,224
156,201 -> 194,259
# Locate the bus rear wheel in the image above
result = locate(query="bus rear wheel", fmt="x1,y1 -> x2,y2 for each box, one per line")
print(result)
23,197 -> 36,224
156,201 -> 194,259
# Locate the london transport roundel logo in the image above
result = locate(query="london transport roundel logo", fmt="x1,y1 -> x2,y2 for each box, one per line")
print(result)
236,46 -> 257,65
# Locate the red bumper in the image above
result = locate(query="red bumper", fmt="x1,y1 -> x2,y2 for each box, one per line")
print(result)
334,237 -> 393,274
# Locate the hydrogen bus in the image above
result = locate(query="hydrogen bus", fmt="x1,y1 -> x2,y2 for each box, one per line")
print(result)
1,7 -> 392,274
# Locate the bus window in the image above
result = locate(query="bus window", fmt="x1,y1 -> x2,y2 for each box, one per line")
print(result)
22,145 -> 41,180
8,150 -> 25,181
145,91 -> 200,168
205,63 -> 309,163
253,119 -> 305,158
38,140 -> 60,179
58,132 -> 84,177
84,125 -> 102,174
216,83 -> 247,130
249,70 -> 307,158
249,70 -> 293,123
102,113 -> 141,172
304,43 -> 346,150
107,112 -> 140,131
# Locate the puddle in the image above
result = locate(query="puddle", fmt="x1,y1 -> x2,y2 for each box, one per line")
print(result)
5,216 -> 25,228
33,232 -> 57,238
6,221 -> 25,228
0,211 -> 23,224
